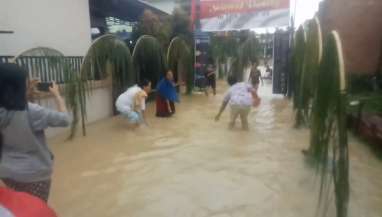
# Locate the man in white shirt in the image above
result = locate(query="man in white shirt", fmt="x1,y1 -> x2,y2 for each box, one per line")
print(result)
115,79 -> 152,127
215,76 -> 261,130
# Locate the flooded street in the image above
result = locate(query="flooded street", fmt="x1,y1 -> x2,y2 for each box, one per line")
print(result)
49,81 -> 382,217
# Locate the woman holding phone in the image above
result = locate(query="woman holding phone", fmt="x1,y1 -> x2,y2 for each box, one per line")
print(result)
0,63 -> 70,202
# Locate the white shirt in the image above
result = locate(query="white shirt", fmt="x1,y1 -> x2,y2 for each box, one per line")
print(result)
223,82 -> 255,107
115,85 -> 146,114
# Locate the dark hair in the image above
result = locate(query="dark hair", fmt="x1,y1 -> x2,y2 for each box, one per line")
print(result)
139,79 -> 151,88
0,63 -> 28,161
0,63 -> 28,110
166,70 -> 172,76
227,75 -> 238,86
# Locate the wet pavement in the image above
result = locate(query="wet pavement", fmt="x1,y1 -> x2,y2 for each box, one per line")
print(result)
49,81 -> 382,217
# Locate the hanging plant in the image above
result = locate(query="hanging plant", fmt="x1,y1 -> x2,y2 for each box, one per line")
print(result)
167,36 -> 193,94
301,17 -> 325,156
299,18 -> 323,127
67,34 -> 134,139
292,26 -> 306,127
132,35 -> 167,87
12,47 -> 64,61
311,31 -> 349,217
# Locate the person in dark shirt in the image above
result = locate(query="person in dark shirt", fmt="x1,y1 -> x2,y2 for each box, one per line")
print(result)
248,62 -> 264,86
266,64 -> 273,78
205,58 -> 217,96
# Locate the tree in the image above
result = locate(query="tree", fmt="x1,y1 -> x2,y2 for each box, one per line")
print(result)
175,0 -> 191,14
132,9 -> 171,50
311,31 -> 349,217
133,35 -> 167,87
167,37 -> 193,94
292,26 -> 306,127
170,8 -> 193,44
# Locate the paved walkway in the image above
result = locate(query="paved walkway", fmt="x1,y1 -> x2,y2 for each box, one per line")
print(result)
49,81 -> 382,217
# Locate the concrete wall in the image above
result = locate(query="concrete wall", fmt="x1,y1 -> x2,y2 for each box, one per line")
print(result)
39,86 -> 113,138
0,0 -> 92,56
318,0 -> 382,74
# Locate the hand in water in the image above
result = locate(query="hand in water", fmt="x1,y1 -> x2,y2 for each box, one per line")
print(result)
215,114 -> 220,121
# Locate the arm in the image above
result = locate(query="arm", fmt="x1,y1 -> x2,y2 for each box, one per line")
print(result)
28,103 -> 71,131
251,88 -> 261,107
28,83 -> 71,131
215,100 -> 229,121
207,71 -> 215,77
248,69 -> 254,82
215,91 -> 231,121
251,89 -> 259,99
49,82 -> 67,113
166,100 -> 172,113
140,109 -> 148,126
139,94 -> 149,126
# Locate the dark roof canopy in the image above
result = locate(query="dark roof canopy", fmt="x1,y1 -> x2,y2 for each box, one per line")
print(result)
89,0 -> 169,28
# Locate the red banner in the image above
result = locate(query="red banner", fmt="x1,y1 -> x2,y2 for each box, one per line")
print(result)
200,0 -> 290,19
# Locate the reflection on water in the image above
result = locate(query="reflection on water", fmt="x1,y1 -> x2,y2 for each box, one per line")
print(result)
49,81 -> 382,217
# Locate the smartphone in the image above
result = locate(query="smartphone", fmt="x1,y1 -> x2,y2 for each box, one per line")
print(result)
36,82 -> 52,92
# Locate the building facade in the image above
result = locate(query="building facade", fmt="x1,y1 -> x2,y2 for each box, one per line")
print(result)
318,0 -> 382,75
0,0 -> 92,56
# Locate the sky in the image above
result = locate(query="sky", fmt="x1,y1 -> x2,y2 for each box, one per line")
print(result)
291,0 -> 323,27
251,0 -> 323,34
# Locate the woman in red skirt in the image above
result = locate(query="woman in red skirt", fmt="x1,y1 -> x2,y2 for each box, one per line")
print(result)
156,70 -> 179,117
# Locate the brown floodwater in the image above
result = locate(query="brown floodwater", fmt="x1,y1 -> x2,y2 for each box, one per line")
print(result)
49,81 -> 382,217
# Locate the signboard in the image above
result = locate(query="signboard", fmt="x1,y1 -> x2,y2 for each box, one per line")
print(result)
194,31 -> 211,89
197,0 -> 290,32
272,30 -> 291,94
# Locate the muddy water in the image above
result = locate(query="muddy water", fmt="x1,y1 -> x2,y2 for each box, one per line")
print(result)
49,81 -> 382,217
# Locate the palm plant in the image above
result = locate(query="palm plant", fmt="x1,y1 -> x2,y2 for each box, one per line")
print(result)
301,18 -> 325,156
132,35 -> 167,88
132,9 -> 171,50
65,34 -> 134,138
299,18 -> 323,127
292,26 -> 307,127
12,47 -> 65,61
167,36 -> 193,94
311,31 -> 349,217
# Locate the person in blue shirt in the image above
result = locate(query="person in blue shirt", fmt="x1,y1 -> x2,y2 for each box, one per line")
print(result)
156,70 -> 179,117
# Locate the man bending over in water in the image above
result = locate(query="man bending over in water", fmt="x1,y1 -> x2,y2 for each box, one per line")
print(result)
115,79 -> 152,128
215,75 -> 261,130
